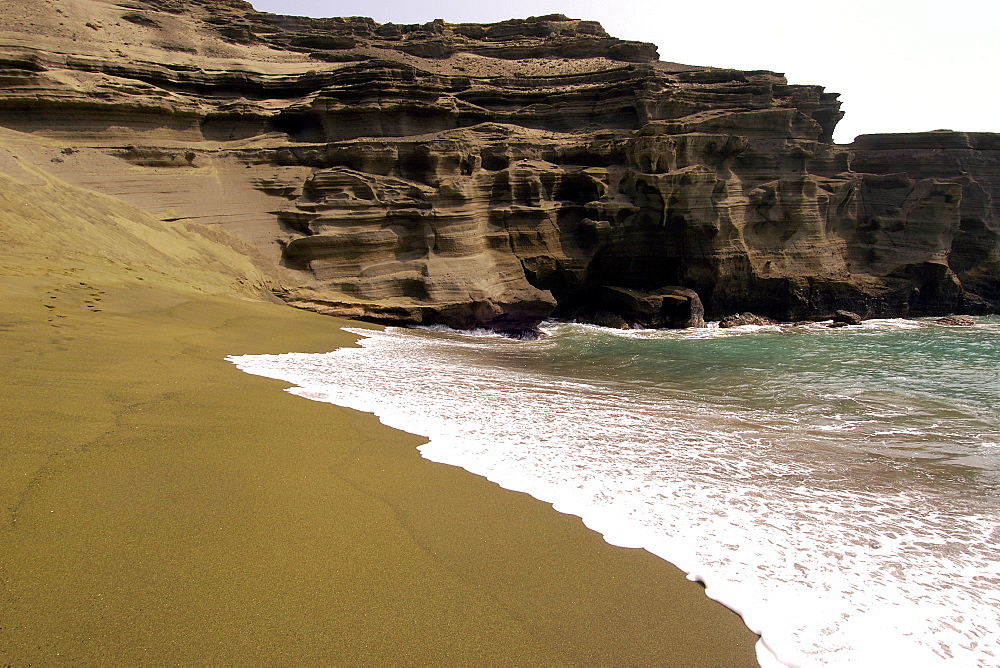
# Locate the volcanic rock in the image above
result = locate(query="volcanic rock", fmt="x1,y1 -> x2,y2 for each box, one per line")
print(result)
597,286 -> 705,329
718,313 -> 779,328
0,0 -> 998,332
935,315 -> 975,326
832,310 -> 863,325
568,307 -> 631,329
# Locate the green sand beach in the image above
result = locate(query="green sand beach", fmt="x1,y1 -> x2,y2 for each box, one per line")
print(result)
0,140 -> 757,664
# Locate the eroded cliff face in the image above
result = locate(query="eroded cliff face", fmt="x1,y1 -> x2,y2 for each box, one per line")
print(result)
1,0 -> 996,331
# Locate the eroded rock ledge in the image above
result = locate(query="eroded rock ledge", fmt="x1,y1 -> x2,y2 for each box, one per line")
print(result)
1,0 -> 997,332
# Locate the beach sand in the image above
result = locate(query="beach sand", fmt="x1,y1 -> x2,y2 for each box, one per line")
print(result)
0,139 -> 758,665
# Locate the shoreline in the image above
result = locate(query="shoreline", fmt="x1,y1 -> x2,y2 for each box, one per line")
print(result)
226,317 -> 1000,666
0,275 -> 758,665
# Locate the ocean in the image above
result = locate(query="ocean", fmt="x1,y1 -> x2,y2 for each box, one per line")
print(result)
227,316 -> 1000,667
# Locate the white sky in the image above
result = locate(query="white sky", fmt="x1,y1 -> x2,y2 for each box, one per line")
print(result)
249,0 -> 998,144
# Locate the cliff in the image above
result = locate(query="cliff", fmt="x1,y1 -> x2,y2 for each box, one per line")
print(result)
2,0 -> 997,332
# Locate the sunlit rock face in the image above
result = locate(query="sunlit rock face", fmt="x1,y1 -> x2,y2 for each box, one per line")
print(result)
1,0 -> 996,331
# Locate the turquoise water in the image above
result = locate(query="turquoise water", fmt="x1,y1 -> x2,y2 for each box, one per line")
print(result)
229,317 -> 1000,666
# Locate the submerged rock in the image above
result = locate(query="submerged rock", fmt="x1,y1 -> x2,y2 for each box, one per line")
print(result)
935,315 -> 975,326
572,308 -> 631,330
718,313 -> 779,328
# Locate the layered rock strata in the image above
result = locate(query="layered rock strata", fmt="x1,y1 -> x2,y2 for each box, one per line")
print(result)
1,0 -> 996,332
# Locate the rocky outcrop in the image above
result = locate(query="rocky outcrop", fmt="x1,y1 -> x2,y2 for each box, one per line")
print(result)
1,0 -> 997,332
591,286 -> 705,329
832,310 -> 863,325
850,132 -> 1000,316
935,315 -> 975,326
718,313 -> 779,328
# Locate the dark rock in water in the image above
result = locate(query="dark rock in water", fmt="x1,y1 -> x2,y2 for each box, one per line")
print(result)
566,305 -> 631,329
586,309 -> 632,330
597,286 -> 705,329
935,315 -> 975,326
832,310 -> 864,325
718,313 -> 779,328
1,2 -> 998,331
960,291 -> 993,315
827,321 -> 850,328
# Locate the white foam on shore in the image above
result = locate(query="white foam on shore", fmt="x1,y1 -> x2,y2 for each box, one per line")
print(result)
228,321 -> 1000,667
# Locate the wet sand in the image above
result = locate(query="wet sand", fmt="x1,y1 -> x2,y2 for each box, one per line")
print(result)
0,147 -> 757,665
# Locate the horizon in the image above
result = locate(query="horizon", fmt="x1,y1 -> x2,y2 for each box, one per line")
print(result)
249,0 -> 996,145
